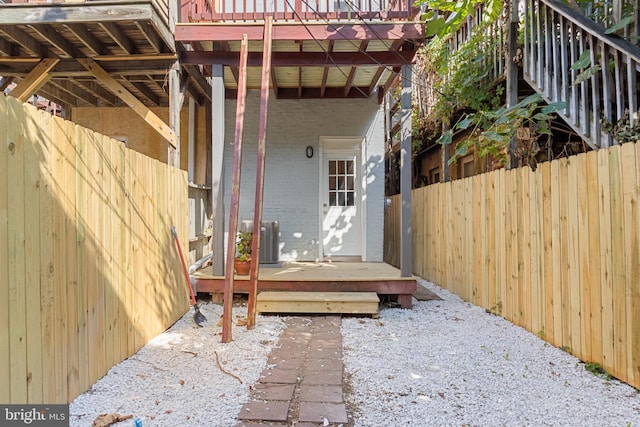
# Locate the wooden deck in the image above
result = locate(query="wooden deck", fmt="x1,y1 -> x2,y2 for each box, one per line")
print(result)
193,262 -> 416,308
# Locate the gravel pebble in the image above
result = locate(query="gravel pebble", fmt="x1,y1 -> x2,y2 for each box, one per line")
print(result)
341,279 -> 640,427
70,303 -> 286,427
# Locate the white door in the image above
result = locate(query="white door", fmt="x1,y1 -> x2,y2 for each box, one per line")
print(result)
322,153 -> 361,258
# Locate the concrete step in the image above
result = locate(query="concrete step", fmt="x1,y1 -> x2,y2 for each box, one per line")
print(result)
256,291 -> 379,315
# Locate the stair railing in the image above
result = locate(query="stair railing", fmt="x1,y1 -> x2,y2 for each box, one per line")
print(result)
523,0 -> 640,149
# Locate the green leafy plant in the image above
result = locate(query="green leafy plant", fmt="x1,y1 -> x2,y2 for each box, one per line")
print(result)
584,362 -> 612,379
438,94 -> 566,167
235,230 -> 252,262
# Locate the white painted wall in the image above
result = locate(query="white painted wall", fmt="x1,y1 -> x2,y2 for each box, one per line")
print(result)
223,90 -> 385,262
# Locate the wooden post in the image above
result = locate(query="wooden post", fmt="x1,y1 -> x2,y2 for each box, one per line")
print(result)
441,122 -> 451,182
211,65 -> 225,277
506,0 -> 519,169
247,17 -> 273,330
169,62 -> 184,167
222,35 -> 249,343
188,96 -> 196,182
400,64 -> 413,278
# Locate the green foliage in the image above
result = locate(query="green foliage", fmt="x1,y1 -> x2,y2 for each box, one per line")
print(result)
235,230 -> 252,262
584,362 -> 612,379
417,0 -> 503,39
420,22 -> 503,124
438,94 -> 566,166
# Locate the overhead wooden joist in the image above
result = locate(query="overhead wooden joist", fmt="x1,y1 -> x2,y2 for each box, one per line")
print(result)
222,34 -> 249,343
181,50 -> 416,67
247,17 -> 273,330
77,58 -> 176,147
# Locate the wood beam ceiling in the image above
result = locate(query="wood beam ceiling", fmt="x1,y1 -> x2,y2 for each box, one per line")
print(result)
0,3 -> 218,108
64,23 -> 105,56
181,50 -> 416,67
0,25 -> 45,57
28,24 -> 79,58
99,22 -> 135,54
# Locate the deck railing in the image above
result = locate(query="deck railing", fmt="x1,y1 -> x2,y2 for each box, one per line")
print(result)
180,0 -> 417,22
523,0 -> 640,149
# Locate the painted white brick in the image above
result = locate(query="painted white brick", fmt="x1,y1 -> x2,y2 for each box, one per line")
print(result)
223,90 -> 385,262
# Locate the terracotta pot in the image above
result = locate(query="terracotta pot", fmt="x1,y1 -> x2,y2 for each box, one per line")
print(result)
234,258 -> 251,275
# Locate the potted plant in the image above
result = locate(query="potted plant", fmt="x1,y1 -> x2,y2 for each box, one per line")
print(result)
234,230 -> 253,275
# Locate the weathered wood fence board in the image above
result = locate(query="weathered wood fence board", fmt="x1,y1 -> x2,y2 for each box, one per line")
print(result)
0,95 -> 189,404
384,142 -> 640,389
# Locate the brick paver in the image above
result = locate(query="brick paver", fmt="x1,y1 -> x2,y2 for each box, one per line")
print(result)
237,316 -> 349,426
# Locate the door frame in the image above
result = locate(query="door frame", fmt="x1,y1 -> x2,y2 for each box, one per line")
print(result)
318,137 -> 367,261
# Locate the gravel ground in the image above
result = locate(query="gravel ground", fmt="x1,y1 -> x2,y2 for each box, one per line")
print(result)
69,303 -> 286,427
342,279 -> 640,427
70,279 -> 640,426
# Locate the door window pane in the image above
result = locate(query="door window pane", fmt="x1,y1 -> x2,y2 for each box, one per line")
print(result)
327,159 -> 356,206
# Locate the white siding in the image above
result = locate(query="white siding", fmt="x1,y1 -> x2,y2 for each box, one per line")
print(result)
223,90 -> 385,262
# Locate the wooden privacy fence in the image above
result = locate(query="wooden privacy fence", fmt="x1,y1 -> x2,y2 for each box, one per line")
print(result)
385,142 -> 640,389
0,95 -> 189,404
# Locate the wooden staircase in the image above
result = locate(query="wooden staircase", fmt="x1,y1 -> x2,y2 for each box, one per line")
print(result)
522,0 -> 640,150
256,291 -> 380,315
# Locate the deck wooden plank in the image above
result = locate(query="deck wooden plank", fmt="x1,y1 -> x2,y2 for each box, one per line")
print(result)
257,291 -> 379,314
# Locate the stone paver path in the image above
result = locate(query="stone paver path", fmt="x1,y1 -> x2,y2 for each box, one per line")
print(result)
237,316 -> 348,427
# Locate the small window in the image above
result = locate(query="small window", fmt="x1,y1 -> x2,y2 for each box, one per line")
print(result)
429,167 -> 440,185
328,159 -> 356,207
461,155 -> 474,178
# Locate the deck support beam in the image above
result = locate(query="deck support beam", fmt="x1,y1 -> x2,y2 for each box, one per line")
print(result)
222,35 -> 249,343
211,64 -> 225,277
9,58 -> 59,102
247,17 -> 273,330
399,64 -> 412,277
77,58 -> 176,148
